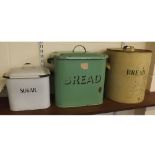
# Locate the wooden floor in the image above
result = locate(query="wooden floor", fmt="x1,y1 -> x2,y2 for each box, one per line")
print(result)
0,91 -> 154,115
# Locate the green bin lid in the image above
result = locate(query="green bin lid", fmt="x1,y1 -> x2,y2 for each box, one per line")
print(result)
55,52 -> 108,60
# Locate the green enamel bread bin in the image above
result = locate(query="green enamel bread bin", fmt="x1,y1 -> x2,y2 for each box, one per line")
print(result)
54,45 -> 108,108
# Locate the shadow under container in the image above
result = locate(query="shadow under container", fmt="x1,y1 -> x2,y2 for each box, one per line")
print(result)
54,46 -> 108,108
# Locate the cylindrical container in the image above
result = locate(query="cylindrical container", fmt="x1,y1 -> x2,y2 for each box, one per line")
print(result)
51,45 -> 108,108
106,46 -> 152,104
3,64 -> 51,111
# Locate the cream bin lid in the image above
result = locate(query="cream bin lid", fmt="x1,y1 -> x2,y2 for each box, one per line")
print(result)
107,46 -> 152,53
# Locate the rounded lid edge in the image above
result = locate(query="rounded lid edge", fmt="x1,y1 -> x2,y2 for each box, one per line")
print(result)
55,53 -> 108,60
4,66 -> 50,79
107,48 -> 152,53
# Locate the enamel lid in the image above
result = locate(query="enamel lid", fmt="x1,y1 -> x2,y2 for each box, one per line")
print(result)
3,65 -> 50,79
54,45 -> 108,60
107,46 -> 152,53
55,53 -> 108,60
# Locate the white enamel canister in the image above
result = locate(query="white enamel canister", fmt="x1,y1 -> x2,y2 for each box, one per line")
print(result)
106,46 -> 152,104
3,64 -> 51,111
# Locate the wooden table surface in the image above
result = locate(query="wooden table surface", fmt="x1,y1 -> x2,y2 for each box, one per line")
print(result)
0,91 -> 155,115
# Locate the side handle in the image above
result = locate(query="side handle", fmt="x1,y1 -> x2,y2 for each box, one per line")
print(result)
106,63 -> 111,70
47,58 -> 54,64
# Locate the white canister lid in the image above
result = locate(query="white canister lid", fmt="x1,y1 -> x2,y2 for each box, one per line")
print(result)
3,64 -> 50,79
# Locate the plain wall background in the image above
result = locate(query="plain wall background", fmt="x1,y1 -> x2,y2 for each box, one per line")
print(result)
146,42 -> 155,75
0,42 -> 150,84
0,42 -> 147,77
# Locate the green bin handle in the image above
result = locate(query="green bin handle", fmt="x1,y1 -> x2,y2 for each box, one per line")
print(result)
73,45 -> 87,53
47,57 -> 54,64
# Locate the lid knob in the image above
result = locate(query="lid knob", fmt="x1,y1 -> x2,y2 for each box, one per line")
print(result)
123,46 -> 135,52
23,63 -> 33,68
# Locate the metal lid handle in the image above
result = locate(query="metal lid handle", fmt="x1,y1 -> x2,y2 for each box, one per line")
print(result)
73,45 -> 87,53
123,46 -> 135,52
23,63 -> 33,68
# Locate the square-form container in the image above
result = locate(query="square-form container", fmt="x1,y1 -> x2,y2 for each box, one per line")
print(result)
3,64 -> 51,111
54,45 -> 108,108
